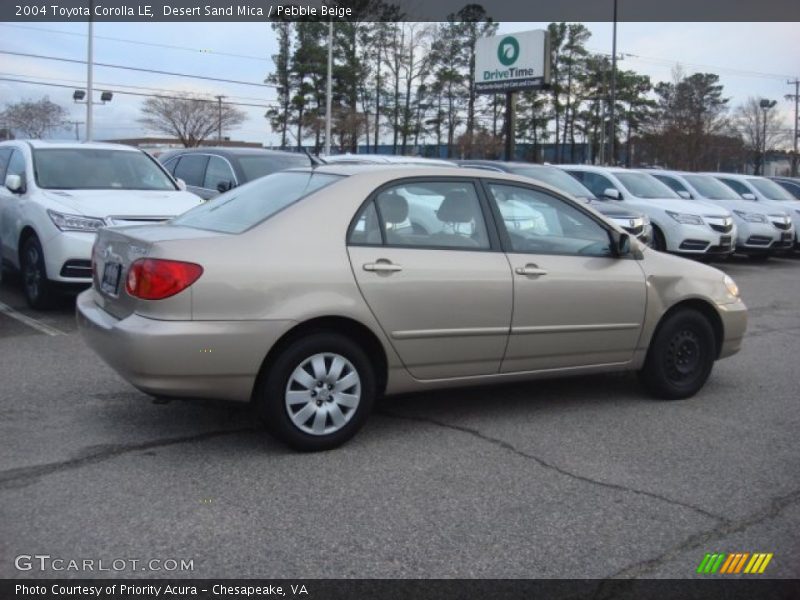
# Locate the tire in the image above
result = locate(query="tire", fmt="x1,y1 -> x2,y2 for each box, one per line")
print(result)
638,309 -> 716,400
652,226 -> 667,252
20,236 -> 56,310
256,332 -> 376,451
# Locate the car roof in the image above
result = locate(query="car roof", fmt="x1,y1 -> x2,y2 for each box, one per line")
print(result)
5,140 -> 141,152
283,164 -> 583,199
323,154 -> 457,166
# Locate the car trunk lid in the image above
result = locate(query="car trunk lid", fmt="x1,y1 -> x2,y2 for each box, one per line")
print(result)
91,224 -> 219,320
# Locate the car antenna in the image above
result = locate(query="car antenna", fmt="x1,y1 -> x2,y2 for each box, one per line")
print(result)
303,148 -> 327,168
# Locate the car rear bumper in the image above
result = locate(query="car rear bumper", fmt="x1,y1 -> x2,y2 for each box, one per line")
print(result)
717,300 -> 747,360
76,290 -> 293,402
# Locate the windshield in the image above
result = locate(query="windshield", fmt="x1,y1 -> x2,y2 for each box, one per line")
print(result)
511,166 -> 595,200
237,154 -> 308,182
614,172 -> 680,199
34,148 -> 176,191
172,171 -> 342,234
747,178 -> 796,201
683,175 -> 742,200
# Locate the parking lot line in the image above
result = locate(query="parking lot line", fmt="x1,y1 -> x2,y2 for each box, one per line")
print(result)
0,301 -> 66,336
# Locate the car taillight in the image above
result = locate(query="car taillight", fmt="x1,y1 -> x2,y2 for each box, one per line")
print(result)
125,258 -> 203,300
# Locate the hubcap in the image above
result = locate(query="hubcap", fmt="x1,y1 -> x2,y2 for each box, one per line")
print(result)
285,352 -> 361,436
24,246 -> 41,299
665,329 -> 702,382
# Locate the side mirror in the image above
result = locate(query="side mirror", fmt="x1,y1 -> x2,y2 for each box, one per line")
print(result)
611,230 -> 631,257
175,178 -> 187,191
5,174 -> 24,194
677,190 -> 692,199
216,181 -> 234,193
742,192 -> 756,201
603,187 -> 622,200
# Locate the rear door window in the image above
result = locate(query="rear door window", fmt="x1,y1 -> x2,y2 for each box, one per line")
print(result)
351,181 -> 490,250
203,156 -> 236,190
173,155 -> 209,188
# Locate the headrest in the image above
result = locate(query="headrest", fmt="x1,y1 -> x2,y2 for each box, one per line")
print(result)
377,191 -> 408,224
437,190 -> 476,223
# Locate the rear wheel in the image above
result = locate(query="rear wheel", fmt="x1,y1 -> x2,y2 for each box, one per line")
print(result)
21,236 -> 56,309
257,332 -> 375,451
638,308 -> 716,400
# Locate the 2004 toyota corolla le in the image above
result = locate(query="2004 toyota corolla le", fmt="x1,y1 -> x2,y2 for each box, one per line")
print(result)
77,165 -> 747,451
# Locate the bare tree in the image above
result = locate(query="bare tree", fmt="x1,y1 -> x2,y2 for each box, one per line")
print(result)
733,97 -> 790,175
138,95 -> 246,147
1,96 -> 67,138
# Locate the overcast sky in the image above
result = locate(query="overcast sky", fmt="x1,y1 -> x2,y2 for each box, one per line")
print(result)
0,21 -> 796,145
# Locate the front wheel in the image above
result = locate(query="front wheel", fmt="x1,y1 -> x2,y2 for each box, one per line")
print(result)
257,333 -> 376,451
638,309 -> 716,400
21,236 -> 56,309
651,226 -> 667,252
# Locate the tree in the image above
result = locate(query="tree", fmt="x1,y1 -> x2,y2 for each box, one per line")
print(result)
733,97 -> 790,175
642,72 -> 730,169
265,21 -> 293,148
139,95 -> 246,147
1,96 -> 67,138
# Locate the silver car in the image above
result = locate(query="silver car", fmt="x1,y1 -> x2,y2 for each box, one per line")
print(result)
77,166 -> 747,451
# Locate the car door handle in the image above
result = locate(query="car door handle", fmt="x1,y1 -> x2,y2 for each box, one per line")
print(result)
363,261 -> 403,273
515,264 -> 548,277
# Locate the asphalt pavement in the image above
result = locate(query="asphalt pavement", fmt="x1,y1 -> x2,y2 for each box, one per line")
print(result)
1,256 -> 798,579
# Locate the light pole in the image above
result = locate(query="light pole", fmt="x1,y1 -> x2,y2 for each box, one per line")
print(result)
759,98 -> 777,175
324,18 -> 333,156
86,2 -> 94,141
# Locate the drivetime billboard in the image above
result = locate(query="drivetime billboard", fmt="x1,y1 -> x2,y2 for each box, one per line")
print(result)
475,30 -> 551,94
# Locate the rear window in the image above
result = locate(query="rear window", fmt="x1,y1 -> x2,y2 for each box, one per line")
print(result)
172,171 -> 342,233
33,148 -> 176,191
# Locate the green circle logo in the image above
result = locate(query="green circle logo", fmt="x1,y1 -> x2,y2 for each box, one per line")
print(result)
497,36 -> 520,66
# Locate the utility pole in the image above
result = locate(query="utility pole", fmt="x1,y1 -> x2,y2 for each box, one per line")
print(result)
787,79 -> 799,177
608,0 -> 618,165
67,120 -> 84,141
215,95 -> 224,142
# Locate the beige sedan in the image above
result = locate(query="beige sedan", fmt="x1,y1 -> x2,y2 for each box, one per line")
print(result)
77,166 -> 747,451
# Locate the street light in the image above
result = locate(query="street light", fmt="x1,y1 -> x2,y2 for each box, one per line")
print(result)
73,90 -> 114,105
759,98 -> 777,175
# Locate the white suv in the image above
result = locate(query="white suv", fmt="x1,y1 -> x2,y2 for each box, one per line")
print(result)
710,173 -> 799,251
559,165 -> 736,258
0,141 -> 202,308
645,170 -> 793,258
